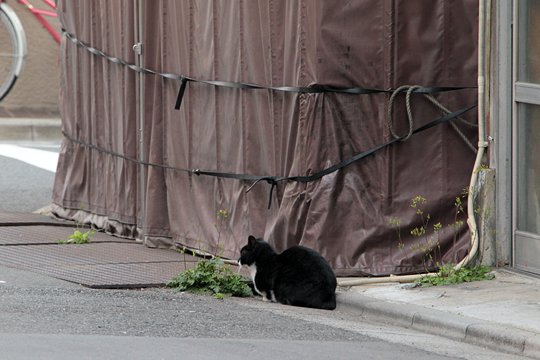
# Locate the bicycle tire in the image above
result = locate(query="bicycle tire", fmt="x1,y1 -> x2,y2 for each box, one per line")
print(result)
0,2 -> 27,102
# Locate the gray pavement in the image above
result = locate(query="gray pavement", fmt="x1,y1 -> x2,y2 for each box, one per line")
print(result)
0,155 -> 56,212
0,335 -> 460,360
0,117 -> 62,143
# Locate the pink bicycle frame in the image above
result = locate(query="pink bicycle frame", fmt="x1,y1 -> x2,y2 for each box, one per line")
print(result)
18,0 -> 60,43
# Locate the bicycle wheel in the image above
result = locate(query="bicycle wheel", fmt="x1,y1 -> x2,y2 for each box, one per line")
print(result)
0,2 -> 27,101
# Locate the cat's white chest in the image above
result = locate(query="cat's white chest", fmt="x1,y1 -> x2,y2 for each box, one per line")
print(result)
248,264 -> 258,284
248,263 -> 275,302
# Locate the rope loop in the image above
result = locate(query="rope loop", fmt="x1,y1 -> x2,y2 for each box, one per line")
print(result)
386,85 -> 477,153
387,85 -> 421,141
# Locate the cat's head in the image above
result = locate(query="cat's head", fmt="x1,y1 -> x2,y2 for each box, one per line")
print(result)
238,235 -> 272,266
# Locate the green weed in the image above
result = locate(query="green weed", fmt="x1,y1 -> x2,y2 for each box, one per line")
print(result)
416,264 -> 494,287
389,217 -> 404,249
166,257 -> 252,299
58,229 -> 95,245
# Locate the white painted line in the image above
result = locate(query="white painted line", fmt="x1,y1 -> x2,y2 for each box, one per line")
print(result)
0,281 -> 6,284
0,145 -> 58,173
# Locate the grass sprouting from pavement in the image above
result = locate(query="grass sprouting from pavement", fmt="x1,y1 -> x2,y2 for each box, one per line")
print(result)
167,258 -> 252,299
416,264 -> 494,287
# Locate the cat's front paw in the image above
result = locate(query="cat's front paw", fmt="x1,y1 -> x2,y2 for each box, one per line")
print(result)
261,290 -> 276,303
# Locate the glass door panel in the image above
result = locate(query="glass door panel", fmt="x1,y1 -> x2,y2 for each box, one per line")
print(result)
516,104 -> 540,233
517,0 -> 540,83
514,1 -> 540,274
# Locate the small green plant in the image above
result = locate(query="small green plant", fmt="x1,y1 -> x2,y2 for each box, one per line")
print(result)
474,163 -> 490,173
416,264 -> 494,287
389,217 -> 404,250
58,229 -> 95,244
176,246 -> 189,271
409,195 -> 443,272
166,257 -> 252,299
390,193 -> 493,287
169,207 -> 250,299
176,210 -> 227,267
213,292 -> 225,300
391,193 -> 471,272
214,209 -> 229,256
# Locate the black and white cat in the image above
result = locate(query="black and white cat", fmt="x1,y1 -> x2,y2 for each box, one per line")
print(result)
238,235 -> 337,310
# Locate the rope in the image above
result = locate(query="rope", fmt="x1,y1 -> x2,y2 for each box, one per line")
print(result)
387,85 -> 422,141
387,85 -> 478,153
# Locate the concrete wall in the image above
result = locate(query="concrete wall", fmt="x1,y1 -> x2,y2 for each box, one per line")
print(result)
0,0 -> 60,118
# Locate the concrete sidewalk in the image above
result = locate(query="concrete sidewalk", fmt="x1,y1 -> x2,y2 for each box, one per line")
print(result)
0,118 -> 62,142
338,270 -> 540,359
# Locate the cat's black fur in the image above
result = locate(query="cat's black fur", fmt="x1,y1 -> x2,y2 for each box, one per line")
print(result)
238,235 -> 337,310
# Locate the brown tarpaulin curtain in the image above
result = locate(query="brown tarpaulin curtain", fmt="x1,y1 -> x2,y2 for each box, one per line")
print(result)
53,0 -> 478,277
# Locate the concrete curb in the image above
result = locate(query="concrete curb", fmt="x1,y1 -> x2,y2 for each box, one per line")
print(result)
0,118 -> 62,142
337,292 -> 540,359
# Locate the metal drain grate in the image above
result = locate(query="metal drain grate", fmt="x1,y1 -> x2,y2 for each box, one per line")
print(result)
0,242 -> 199,288
0,226 -> 132,245
0,212 -> 74,226
0,215 -> 204,288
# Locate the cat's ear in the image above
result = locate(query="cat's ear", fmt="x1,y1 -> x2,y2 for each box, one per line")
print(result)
248,235 -> 257,246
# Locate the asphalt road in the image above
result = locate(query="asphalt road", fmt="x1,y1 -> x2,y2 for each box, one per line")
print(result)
0,144 -> 58,212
